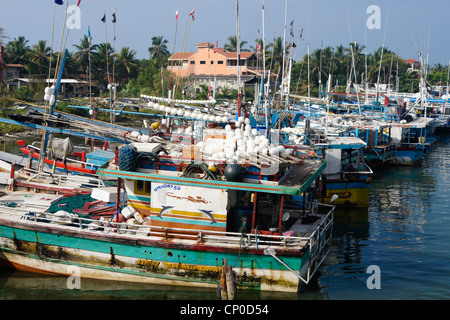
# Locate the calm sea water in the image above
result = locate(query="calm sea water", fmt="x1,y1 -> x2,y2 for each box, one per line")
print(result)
0,132 -> 449,300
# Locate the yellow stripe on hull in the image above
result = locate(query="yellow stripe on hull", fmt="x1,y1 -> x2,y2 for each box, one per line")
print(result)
322,188 -> 369,207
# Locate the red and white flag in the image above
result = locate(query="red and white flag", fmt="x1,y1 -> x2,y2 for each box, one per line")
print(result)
175,9 -> 179,20
189,8 -> 195,21
214,40 -> 218,53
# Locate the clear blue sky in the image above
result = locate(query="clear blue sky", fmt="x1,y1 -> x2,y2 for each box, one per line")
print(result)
1,0 -> 449,65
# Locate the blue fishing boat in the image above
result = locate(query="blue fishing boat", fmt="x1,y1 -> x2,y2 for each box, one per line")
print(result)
0,137 -> 334,295
315,136 -> 373,207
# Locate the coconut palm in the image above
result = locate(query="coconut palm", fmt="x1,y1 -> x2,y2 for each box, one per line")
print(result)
266,36 -> 284,76
4,36 -> 30,66
92,42 -> 113,87
148,36 -> 169,68
115,47 -> 138,84
224,36 -> 248,52
73,35 -> 98,75
29,40 -> 51,76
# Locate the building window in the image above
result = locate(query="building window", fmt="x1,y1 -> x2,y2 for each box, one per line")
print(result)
218,61 -> 224,65
190,61 -> 195,64
200,61 -> 206,64
211,61 -> 214,64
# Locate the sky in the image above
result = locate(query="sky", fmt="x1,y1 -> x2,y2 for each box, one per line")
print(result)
1,0 -> 449,65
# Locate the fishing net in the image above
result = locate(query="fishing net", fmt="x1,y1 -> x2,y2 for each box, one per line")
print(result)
48,194 -> 94,215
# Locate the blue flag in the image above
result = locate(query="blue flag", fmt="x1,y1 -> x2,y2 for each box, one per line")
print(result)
55,0 -> 63,5
88,26 -> 91,39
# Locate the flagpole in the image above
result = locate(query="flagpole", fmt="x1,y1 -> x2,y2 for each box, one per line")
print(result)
112,8 -> 117,123
113,9 -> 116,86
88,26 -> 95,151
173,7 -> 179,55
101,12 -> 113,123
177,9 -> 191,89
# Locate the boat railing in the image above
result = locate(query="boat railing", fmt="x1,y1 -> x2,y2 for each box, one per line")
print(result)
15,201 -> 334,250
17,167 -> 105,188
342,162 -> 373,178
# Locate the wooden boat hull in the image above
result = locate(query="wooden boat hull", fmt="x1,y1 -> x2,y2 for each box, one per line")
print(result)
18,140 -> 98,175
0,216 -> 331,292
321,180 -> 370,207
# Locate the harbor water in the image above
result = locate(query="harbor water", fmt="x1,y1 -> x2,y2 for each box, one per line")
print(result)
0,133 -> 449,300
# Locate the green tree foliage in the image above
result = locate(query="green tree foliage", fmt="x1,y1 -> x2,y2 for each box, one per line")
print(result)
0,31 -> 445,101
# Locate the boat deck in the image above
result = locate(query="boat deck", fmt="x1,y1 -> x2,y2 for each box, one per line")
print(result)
0,190 -> 333,253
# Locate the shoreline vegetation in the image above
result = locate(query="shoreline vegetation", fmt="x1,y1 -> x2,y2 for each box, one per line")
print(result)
1,29 -> 448,135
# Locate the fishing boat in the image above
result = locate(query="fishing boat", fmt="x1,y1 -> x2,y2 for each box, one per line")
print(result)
315,136 -> 373,207
17,137 -> 115,176
0,132 -> 334,294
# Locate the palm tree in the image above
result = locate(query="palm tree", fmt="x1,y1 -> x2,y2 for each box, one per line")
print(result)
115,47 -> 138,84
266,36 -> 284,76
73,35 -> 98,76
148,36 -> 169,68
4,36 -> 30,66
93,42 -> 113,87
224,36 -> 248,52
29,40 -> 51,76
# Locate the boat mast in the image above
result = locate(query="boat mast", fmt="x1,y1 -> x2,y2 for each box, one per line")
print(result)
375,15 -> 388,103
280,0 -> 288,104
350,41 -> 361,114
260,0 -> 266,113
446,59 -> 450,105
236,0 -> 242,117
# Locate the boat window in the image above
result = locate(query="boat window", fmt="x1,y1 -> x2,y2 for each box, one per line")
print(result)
135,180 -> 151,194
136,180 -> 144,192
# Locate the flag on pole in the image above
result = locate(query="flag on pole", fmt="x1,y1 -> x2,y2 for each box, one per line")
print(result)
189,8 -> 195,21
112,8 -> 117,23
214,40 -> 218,53
55,0 -> 63,5
290,20 -> 294,37
88,26 -> 91,40
175,9 -> 179,20
77,0 -> 81,6
101,13 -> 106,23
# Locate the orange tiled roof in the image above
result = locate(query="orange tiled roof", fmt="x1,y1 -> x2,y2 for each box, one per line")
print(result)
168,52 -> 196,60
195,42 -> 215,48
